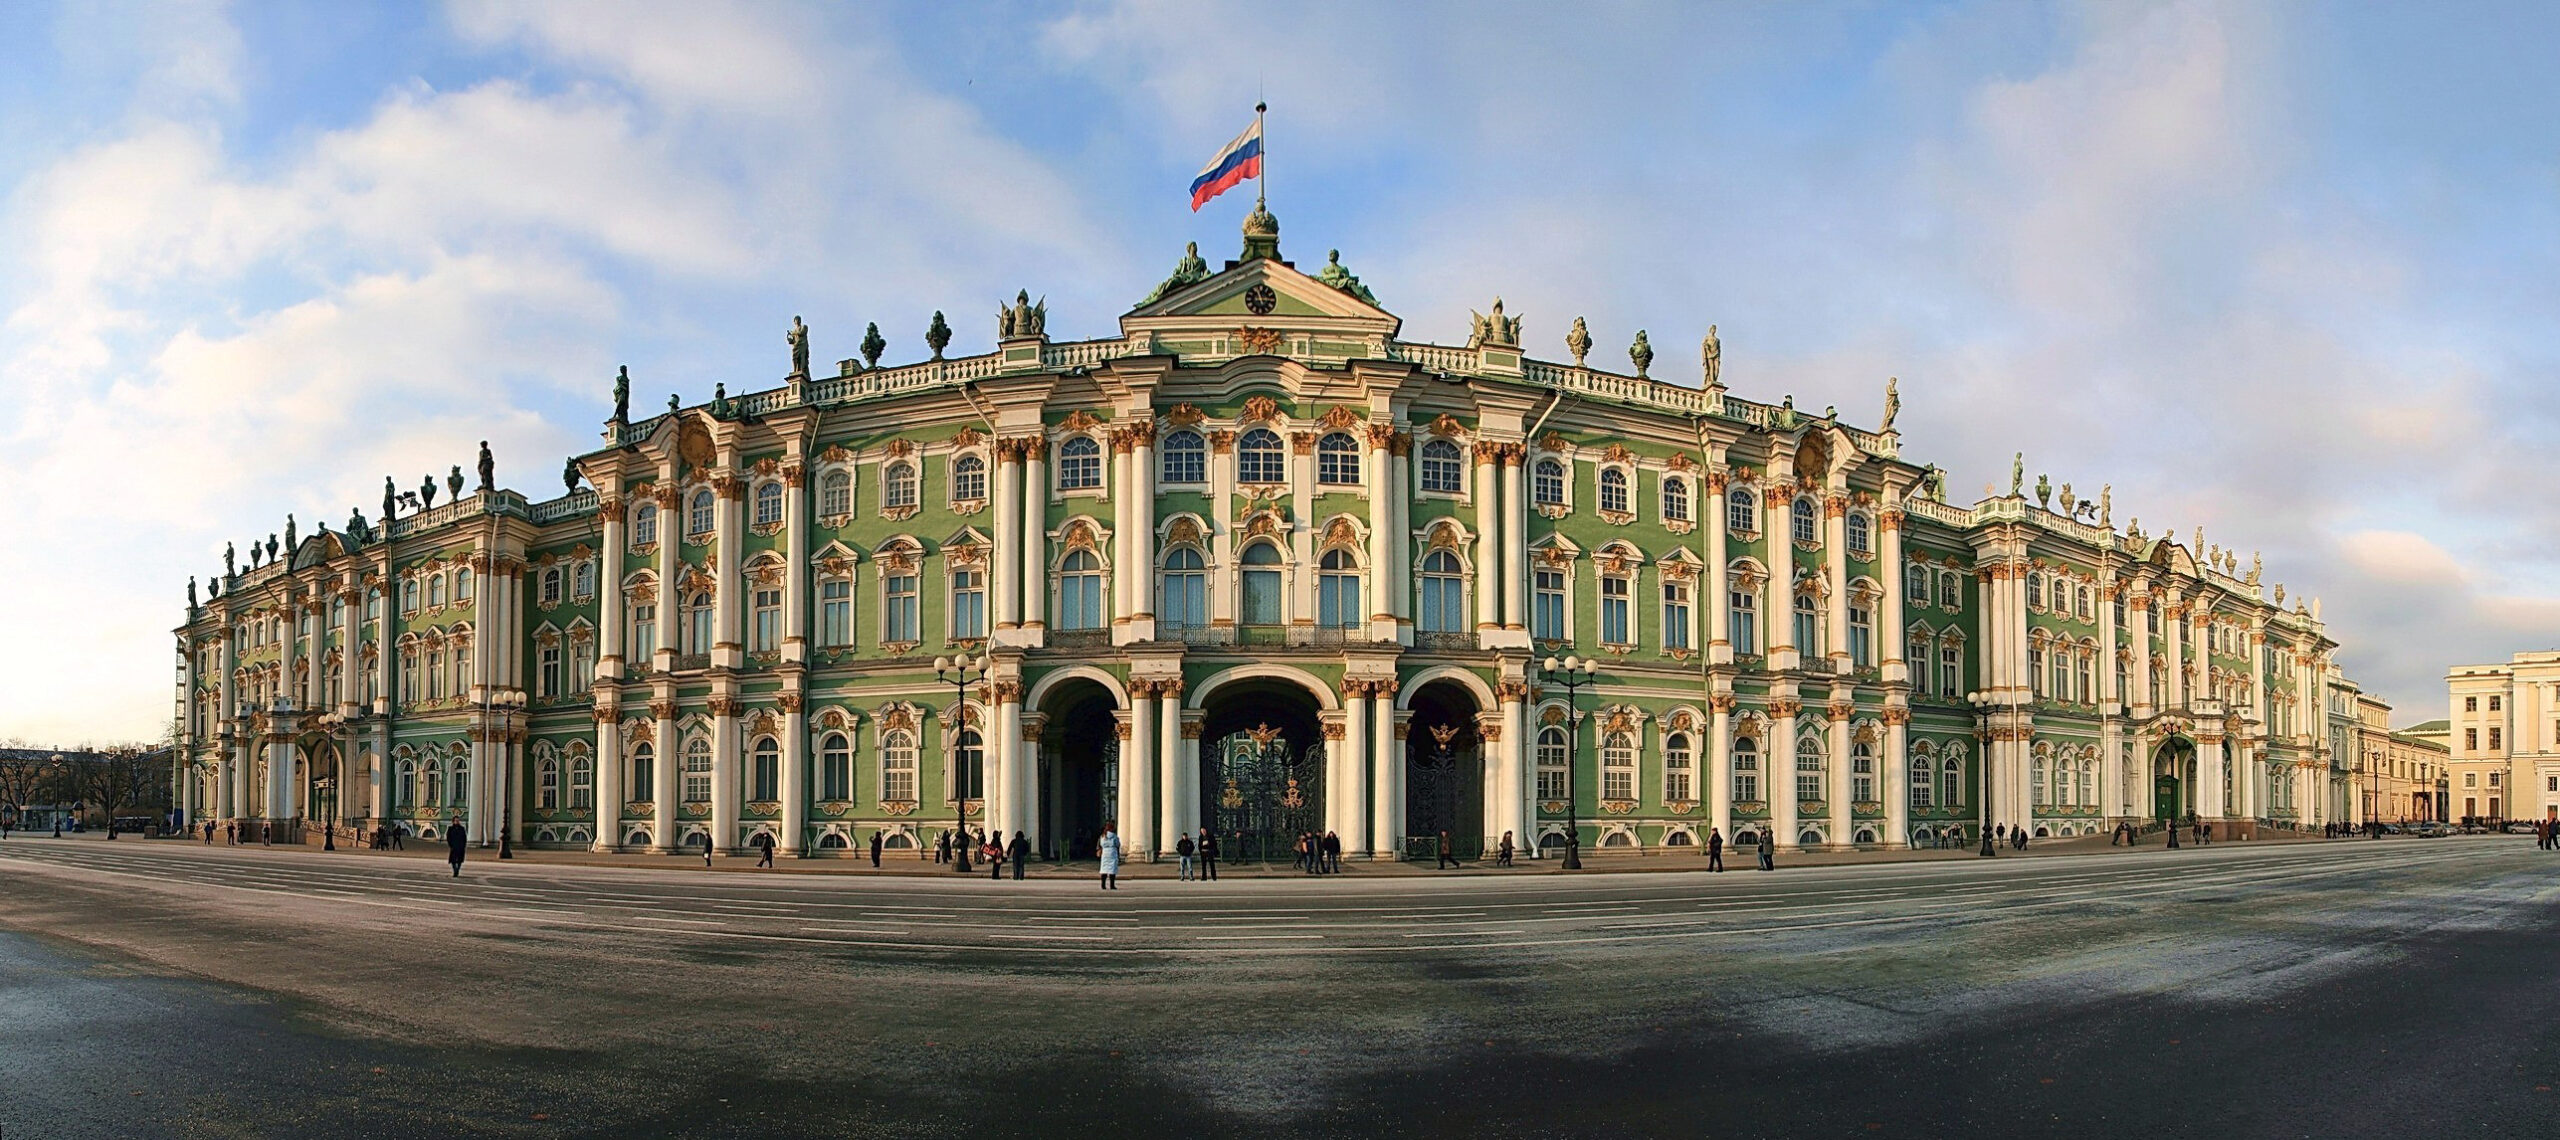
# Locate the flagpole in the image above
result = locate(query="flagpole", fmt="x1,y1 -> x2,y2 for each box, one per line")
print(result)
1255,100 -> 1268,209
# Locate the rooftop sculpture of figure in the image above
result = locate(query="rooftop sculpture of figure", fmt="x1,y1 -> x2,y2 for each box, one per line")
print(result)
1882,376 -> 1900,432
1143,241 -> 1211,305
1702,325 -> 1722,387
788,315 -> 810,378
612,365 -> 631,422
477,441 -> 495,493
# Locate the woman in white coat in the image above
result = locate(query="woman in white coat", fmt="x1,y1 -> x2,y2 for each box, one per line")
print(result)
1096,821 -> 1123,890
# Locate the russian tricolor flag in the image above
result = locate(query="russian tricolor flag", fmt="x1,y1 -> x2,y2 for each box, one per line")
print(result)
1189,120 -> 1263,211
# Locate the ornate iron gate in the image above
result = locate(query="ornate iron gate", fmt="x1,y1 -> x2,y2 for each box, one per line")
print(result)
1205,725 -> 1323,864
1405,725 -> 1483,859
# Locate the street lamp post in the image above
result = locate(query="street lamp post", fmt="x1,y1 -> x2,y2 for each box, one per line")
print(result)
935,654 -> 989,874
1539,655 -> 1596,870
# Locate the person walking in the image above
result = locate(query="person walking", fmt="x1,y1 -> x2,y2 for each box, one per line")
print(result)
1436,830 -> 1458,870
1176,831 -> 1196,881
1496,831 -> 1514,869
988,832 -> 1005,880
1097,823 -> 1123,890
753,830 -> 775,868
1323,830 -> 1342,874
1292,832 -> 1310,874
446,820 -> 469,877
1757,828 -> 1775,871
392,823 -> 406,850
1009,831 -> 1029,880
1198,828 -> 1218,882
869,829 -> 884,868
935,830 -> 951,865
1707,827 -> 1724,872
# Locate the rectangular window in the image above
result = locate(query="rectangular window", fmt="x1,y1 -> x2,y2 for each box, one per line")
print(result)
885,575 -> 919,642
2466,728 -> 2478,750
1663,581 -> 1691,650
1908,572 -> 1929,605
2462,695 -> 2478,712
1847,604 -> 1872,667
1319,573 -> 1361,629
540,644 -> 561,698
752,588 -> 781,652
952,569 -> 985,639
1161,571 -> 1204,629
1729,591 -> 1757,655
820,580 -> 852,647
1533,570 -> 1567,641
1599,577 -> 1630,645
572,643 -> 594,693
2489,695 -> 2501,711
1939,645 -> 1960,696
2488,727 -> 2502,750
1907,634 -> 1930,696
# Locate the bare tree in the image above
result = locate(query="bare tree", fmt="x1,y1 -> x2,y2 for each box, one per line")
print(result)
75,746 -> 165,826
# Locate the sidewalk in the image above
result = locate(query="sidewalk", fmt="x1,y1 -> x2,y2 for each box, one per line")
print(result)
108,825 -> 2356,879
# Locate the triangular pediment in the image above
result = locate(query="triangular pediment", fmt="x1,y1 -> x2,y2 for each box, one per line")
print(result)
1122,256 -> 1399,342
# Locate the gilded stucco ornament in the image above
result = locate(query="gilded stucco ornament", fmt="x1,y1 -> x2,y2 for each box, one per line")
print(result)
1314,249 -> 1377,305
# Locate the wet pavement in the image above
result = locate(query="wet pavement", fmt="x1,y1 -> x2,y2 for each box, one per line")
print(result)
2,834 -> 2555,1137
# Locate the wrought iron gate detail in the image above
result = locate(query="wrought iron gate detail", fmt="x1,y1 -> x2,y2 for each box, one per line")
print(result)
1204,724 -> 1323,864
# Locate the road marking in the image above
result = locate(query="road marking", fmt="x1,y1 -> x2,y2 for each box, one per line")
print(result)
1403,930 -> 1523,938
1195,934 -> 1322,940
990,933 -> 1111,941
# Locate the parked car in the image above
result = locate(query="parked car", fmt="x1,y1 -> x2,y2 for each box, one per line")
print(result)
2503,821 -> 2540,835
2408,821 -> 2453,838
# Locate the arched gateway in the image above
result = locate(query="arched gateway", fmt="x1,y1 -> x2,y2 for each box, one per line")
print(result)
1195,674 -> 1326,865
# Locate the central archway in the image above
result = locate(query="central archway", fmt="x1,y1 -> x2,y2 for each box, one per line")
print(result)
2152,737 -> 2195,823
1197,677 -> 1326,865
1035,678 -> 1121,860
1404,679 -> 1485,861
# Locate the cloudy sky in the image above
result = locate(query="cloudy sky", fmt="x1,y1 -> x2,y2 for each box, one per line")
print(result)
4,0 -> 2555,743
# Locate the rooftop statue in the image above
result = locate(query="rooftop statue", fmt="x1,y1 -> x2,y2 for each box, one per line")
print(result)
447,466 -> 465,501
477,440 -> 495,493
1701,325 -> 1722,387
788,315 -> 810,378
861,322 -> 887,369
2100,485 -> 2112,527
187,576 -> 197,608
1315,249 -> 1377,305
612,365 -> 631,423
925,311 -> 952,361
997,290 -> 1047,339
1882,376 -> 1900,432
2009,453 -> 2024,497
421,474 -> 438,510
383,475 -> 397,521
1566,317 -> 1592,367
1629,330 -> 1654,378
1468,298 -> 1522,349
348,508 -> 367,544
284,513 -> 296,552
1774,395 -> 1798,431
2034,473 -> 2051,509
564,456 -> 582,493
2248,551 -> 2263,586
667,393 -> 680,416
1143,242 -> 1211,305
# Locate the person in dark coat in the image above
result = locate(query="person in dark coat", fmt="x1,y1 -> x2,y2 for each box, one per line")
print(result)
869,830 -> 884,867
446,821 -> 468,877
1008,831 -> 1029,880
935,830 -> 951,864
1756,828 -> 1775,870
1176,832 -> 1197,881
1436,830 -> 1458,870
1707,827 -> 1724,872
1323,830 -> 1342,873
1496,830 -> 1514,868
753,830 -> 775,868
1198,828 -> 1218,881
989,832 -> 1006,879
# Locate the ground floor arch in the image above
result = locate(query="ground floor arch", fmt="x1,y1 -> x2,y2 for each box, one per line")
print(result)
1035,676 -> 1121,860
1404,678 -> 1485,860
1197,677 -> 1326,865
2152,737 -> 2196,823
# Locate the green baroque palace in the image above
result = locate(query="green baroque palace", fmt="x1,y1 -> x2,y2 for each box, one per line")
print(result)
172,211 -> 2358,860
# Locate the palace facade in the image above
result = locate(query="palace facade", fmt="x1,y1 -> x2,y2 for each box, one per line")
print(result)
2444,652 -> 2560,824
171,212 -> 2370,860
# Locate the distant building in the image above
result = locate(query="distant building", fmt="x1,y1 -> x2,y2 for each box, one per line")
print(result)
2444,653 -> 2560,824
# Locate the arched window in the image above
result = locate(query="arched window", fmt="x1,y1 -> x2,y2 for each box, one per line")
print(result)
2025,570 -> 2044,610
753,482 -> 783,526
1161,430 -> 1206,484
1239,542 -> 1284,626
688,489 -> 714,536
1536,725 -> 1570,802
422,757 -> 444,807
1793,592 -> 1819,655
572,560 -> 594,599
1058,437 -> 1102,490
2031,754 -> 2049,806
683,738 -> 712,802
819,732 -> 851,802
1238,428 -> 1285,484
2077,758 -> 2094,807
633,502 -> 658,545
541,567 -> 564,607
884,568 -> 918,642
1534,458 -> 1566,505
1908,567 -> 1931,605
396,759 -> 417,807
1795,734 -> 1825,803
1318,548 -> 1361,629
1732,737 -> 1761,802
2075,650 -> 2094,705
537,756 -> 561,810
1852,740 -> 1876,802
1418,549 -> 1465,633
687,591 -> 714,656
1909,754 -> 1934,809
951,728 -> 984,802
1059,549 -> 1105,629
1598,467 -> 1630,513
628,741 -> 654,803
1663,732 -> 1693,803
1847,512 -> 1871,557
884,461 -> 919,508
1939,570 -> 1962,608
751,737 -> 780,802
569,751 -> 593,810
1161,546 -> 1206,629
1728,584 -> 1757,654
2077,585 -> 2094,620
1317,433 -> 1360,485
1419,439 -> 1464,493
1791,497 -> 1818,545
819,470 -> 851,517
455,566 -> 472,601
1726,486 -> 1755,535
1601,732 -> 1637,801
881,730 -> 917,801
428,575 -> 446,608
447,753 -> 469,807
1662,476 -> 1689,522
1941,755 -> 1962,807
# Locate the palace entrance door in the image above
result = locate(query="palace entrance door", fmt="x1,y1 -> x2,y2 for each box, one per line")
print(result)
1203,726 -> 1322,865
1403,680 -> 1485,860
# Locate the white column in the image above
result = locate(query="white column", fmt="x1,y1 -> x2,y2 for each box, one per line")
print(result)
1367,429 -> 1395,641
1157,684 -> 1184,853
466,733 -> 490,843
1021,441 -> 1047,636
1771,698 -> 1799,848
2130,595 -> 2153,715
655,487 -> 680,672
994,444 -> 1022,631
1827,691 -> 1852,845
1342,680 -> 1370,854
1507,690 -> 1531,857
1371,682 -> 1399,857
593,491 -> 626,679
1111,445 -> 1134,622
1880,508 -> 1906,685
1389,437 -> 1411,629
592,711 -> 622,852
1503,448 -> 1528,631
1708,474 -> 1730,661
1823,493 -> 1849,674
1131,425 -> 1157,637
1709,697 -> 1734,846
1885,711 -> 1910,847
783,465 -> 809,665
1126,687 -> 1157,859
651,712 -> 678,852
780,699 -> 808,856
2164,595 -> 2187,708
1475,442 -> 1502,634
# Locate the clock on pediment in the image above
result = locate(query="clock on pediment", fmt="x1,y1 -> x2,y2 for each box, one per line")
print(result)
1244,283 -> 1277,316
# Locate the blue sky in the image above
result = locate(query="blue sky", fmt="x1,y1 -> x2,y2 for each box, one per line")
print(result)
4,0 -> 2555,742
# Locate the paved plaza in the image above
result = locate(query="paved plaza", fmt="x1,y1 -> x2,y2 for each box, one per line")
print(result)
4,836 -> 2557,1136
